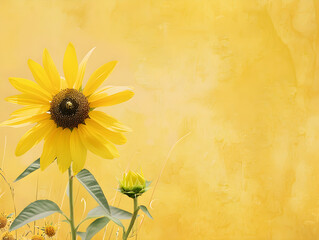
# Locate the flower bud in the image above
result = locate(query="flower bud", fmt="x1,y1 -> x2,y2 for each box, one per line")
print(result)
119,170 -> 150,198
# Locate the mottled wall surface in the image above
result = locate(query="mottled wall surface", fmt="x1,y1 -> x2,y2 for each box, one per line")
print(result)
0,0 -> 319,239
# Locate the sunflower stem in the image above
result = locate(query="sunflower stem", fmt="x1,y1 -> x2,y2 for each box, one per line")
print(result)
68,168 -> 76,240
123,197 -> 139,240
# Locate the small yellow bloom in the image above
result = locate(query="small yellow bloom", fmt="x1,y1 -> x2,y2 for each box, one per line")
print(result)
44,224 -> 56,238
119,170 -> 150,198
0,213 -> 7,229
31,236 -> 44,240
1,232 -> 14,240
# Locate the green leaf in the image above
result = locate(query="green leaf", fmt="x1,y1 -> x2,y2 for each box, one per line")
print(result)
14,158 -> 40,182
10,200 -> 62,231
79,217 -> 110,240
77,232 -> 86,239
140,205 -> 153,220
76,169 -> 110,214
76,206 -> 129,232
84,207 -> 124,229
109,216 -> 124,229
87,206 -> 132,220
145,180 -> 152,188
110,206 -> 133,220
7,213 -> 14,218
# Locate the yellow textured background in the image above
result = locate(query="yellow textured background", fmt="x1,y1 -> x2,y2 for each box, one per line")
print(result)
1,0 -> 319,239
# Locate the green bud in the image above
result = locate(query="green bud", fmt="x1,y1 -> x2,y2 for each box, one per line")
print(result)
118,170 -> 150,198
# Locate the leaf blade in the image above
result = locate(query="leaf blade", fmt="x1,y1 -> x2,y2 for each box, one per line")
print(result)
85,206 -> 124,228
77,232 -> 86,239
10,200 -> 62,231
14,158 -> 40,182
110,206 -> 133,220
87,206 -> 132,220
85,217 -> 110,240
76,169 -> 110,213
140,205 -> 153,220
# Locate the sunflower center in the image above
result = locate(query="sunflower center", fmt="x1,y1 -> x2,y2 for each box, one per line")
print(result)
50,88 -> 89,129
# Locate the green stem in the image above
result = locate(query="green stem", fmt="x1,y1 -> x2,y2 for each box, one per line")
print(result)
124,197 -> 139,240
68,168 -> 76,240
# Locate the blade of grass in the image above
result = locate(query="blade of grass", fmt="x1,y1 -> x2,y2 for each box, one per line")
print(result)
0,136 -> 18,239
139,132 -> 191,231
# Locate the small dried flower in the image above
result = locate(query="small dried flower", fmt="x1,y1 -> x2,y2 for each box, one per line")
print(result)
0,214 -> 7,229
44,224 -> 56,238
1,232 -> 14,240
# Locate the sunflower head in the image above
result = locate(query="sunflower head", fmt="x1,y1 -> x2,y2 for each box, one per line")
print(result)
1,232 -> 14,240
31,235 -> 44,240
1,43 -> 134,174
44,224 -> 56,238
119,170 -> 150,198
0,213 -> 7,229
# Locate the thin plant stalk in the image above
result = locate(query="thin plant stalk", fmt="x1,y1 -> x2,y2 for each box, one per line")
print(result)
0,169 -> 17,239
139,132 -> 191,232
1,136 -> 17,239
68,168 -> 76,240
123,197 -> 139,240
34,175 -> 39,234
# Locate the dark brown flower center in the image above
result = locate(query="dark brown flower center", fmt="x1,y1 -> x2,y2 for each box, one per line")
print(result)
50,88 -> 89,129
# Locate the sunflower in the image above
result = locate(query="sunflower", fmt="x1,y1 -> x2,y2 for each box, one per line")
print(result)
1,43 -> 134,174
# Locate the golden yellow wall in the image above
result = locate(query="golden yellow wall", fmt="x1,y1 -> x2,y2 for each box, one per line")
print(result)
1,0 -> 319,239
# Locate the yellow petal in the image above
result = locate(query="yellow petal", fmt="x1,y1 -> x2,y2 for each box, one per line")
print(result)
85,118 -> 127,145
28,59 -> 56,94
83,61 -> 117,96
128,176 -> 134,189
63,42 -> 78,88
70,128 -> 87,174
56,128 -> 72,173
74,47 -> 95,90
60,77 -> 68,90
15,119 -> 55,156
89,86 -> 133,100
78,124 -> 119,159
9,78 -> 52,101
124,172 -> 130,187
43,48 -> 61,92
137,173 -> 145,185
10,105 -> 49,117
122,173 -> 126,184
5,94 -> 50,106
1,113 -> 50,128
131,171 -> 138,182
88,86 -> 134,108
89,86 -> 113,95
40,128 -> 59,171
119,180 -> 124,187
89,110 -> 131,132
